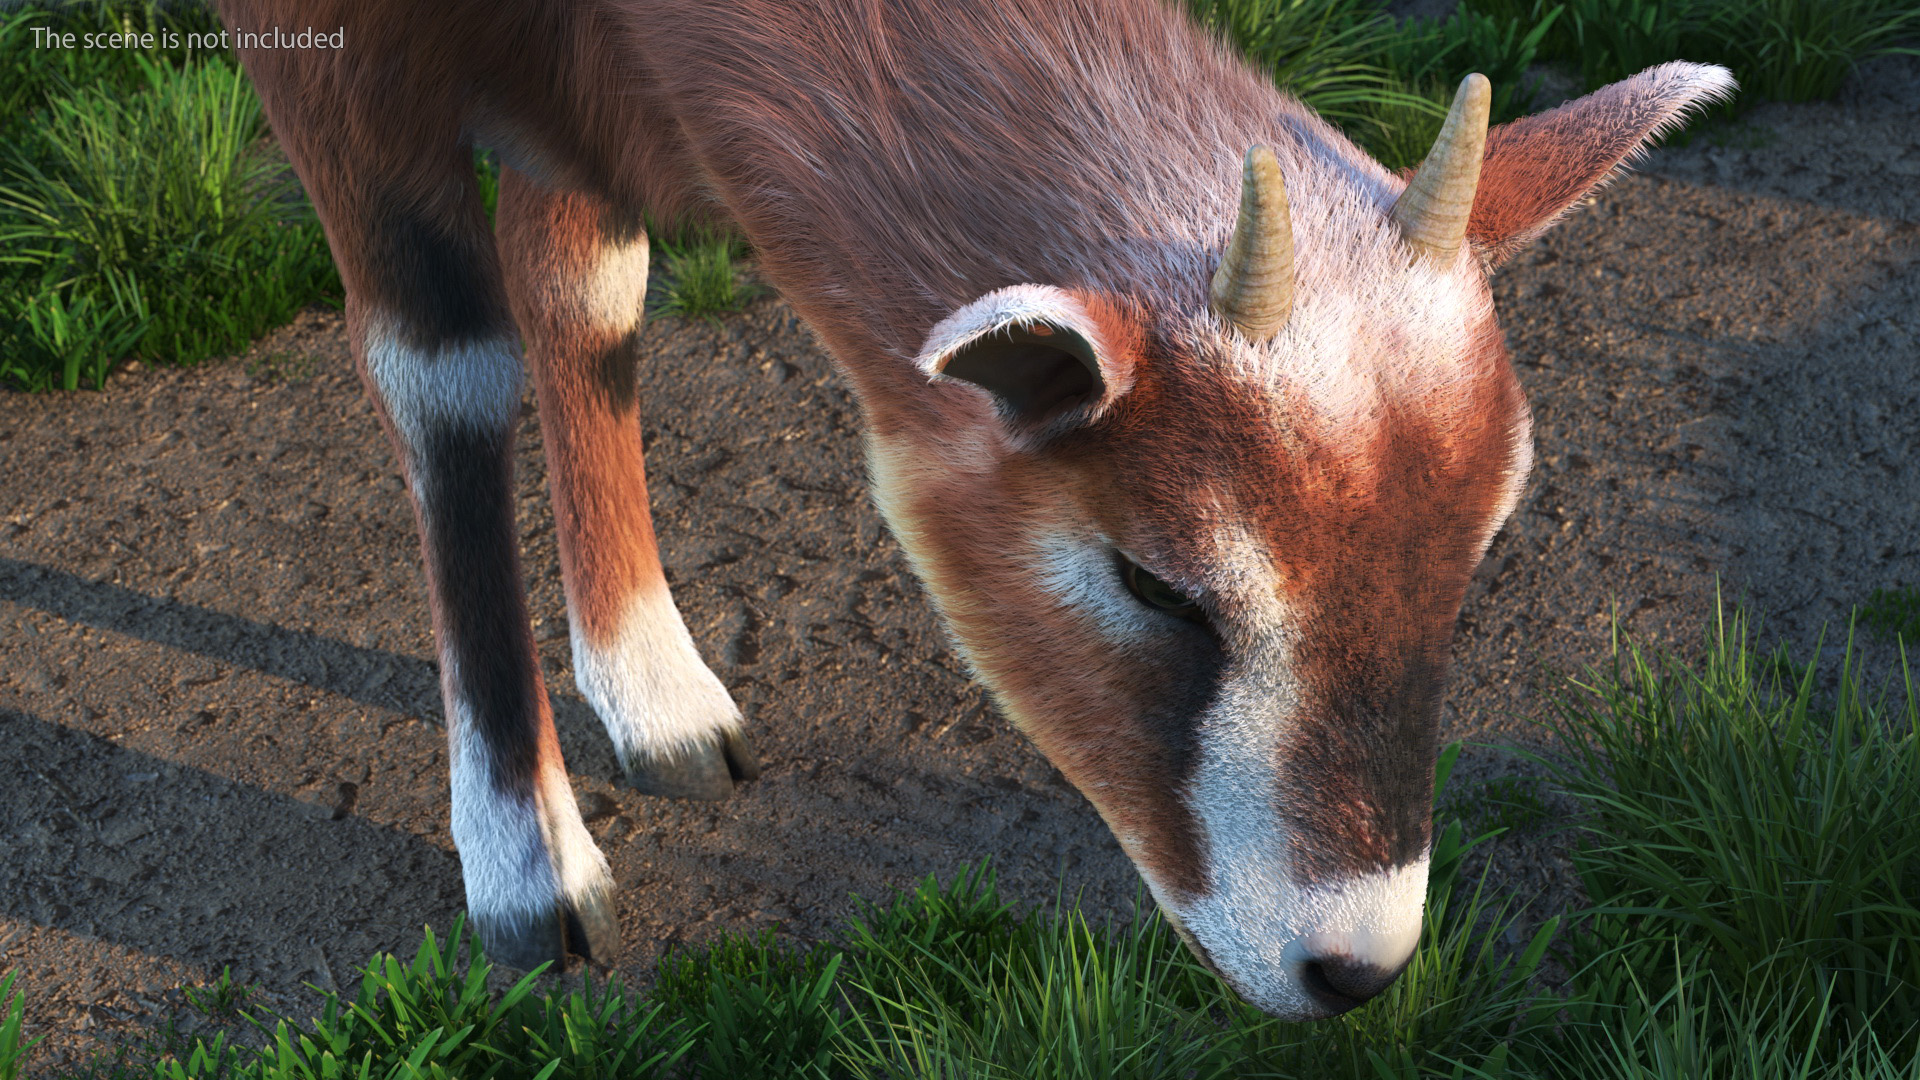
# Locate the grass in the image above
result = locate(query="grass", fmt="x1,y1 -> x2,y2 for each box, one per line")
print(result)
0,3 -> 338,391
1189,0 -> 1567,167
1530,606 -> 1920,1072
0,0 -> 221,147
648,230 -> 760,326
13,612 -> 1913,1078
0,972 -> 39,1080
181,970 -> 254,1023
1861,586 -> 1920,646
1201,0 -> 1918,169
1440,772 -> 1554,838
1464,0 -> 1920,103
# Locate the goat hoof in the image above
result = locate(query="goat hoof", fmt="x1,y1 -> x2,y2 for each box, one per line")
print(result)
475,911 -> 563,973
474,890 -> 619,972
564,889 -> 620,967
722,726 -> 761,783
624,728 -> 760,800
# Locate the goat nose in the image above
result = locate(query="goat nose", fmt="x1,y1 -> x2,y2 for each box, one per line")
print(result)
1298,953 -> 1409,1015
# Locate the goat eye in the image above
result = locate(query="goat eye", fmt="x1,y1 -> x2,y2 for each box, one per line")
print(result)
1122,560 -> 1203,621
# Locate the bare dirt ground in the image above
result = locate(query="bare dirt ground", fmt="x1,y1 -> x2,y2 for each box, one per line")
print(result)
2,54 -> 1916,1072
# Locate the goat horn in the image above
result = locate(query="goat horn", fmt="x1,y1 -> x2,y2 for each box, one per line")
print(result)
1391,73 -> 1491,262
1210,144 -> 1293,341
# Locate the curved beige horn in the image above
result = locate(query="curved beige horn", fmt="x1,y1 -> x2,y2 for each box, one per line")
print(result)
1391,73 -> 1491,262
1210,144 -> 1294,341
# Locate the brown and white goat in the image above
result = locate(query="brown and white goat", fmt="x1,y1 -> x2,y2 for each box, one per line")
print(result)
214,0 -> 1731,1019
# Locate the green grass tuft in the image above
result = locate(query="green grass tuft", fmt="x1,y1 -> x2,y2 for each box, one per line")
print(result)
1542,940 -> 1920,1080
0,1 -> 223,150
1860,585 -> 1920,646
1188,0 -> 1569,169
841,903 -> 1252,1080
0,3 -> 339,392
247,918 -> 695,1080
1442,771 -> 1555,838
1531,604 -> 1920,1065
1465,0 -> 1920,104
1206,0 -> 1916,171
181,968 -> 255,1023
648,230 -> 758,325
652,925 -> 850,1078
0,971 -> 41,1080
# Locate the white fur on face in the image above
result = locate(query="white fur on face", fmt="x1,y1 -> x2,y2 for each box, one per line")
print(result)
1211,239 -> 1495,442
1290,856 -> 1429,979
1025,532 -> 1161,645
445,672 -> 612,931
571,580 -> 743,766
1204,237 -> 1531,580
1119,522 -> 1428,1020
1165,645 -> 1432,1018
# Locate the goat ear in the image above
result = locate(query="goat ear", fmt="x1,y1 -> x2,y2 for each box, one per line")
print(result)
918,285 -> 1134,432
939,322 -> 1103,416
1467,62 -> 1735,267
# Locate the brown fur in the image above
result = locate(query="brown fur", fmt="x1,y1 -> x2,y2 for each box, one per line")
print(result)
496,176 -> 664,644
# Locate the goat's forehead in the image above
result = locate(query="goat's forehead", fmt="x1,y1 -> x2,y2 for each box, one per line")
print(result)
1109,319 -> 1518,475
1237,251 -> 1496,411
1082,343 -> 1526,584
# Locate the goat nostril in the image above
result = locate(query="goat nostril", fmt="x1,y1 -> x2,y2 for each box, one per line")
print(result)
1299,954 -> 1403,1015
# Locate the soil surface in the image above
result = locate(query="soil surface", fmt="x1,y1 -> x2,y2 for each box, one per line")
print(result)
3,54 -> 1917,1073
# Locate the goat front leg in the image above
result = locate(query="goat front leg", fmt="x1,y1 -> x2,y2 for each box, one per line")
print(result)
223,0 -> 616,973
321,175 -> 614,970
497,169 -> 759,800
353,291 -> 617,970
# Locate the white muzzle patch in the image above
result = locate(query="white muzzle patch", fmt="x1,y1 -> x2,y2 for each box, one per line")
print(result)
1167,617 -> 1429,1019
1176,853 -> 1429,1019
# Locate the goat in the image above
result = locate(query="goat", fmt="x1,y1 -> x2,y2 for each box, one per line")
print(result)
213,0 -> 1731,1019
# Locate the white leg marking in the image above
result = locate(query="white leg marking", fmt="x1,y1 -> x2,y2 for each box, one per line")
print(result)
363,319 -> 523,464
448,684 -> 612,931
575,236 -> 650,335
573,582 -> 742,766
506,232 -> 648,337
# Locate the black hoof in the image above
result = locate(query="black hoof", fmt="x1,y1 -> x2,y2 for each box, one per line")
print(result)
564,888 -> 620,967
476,912 -> 564,973
624,727 -> 761,800
722,726 -> 761,783
474,890 -> 620,972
